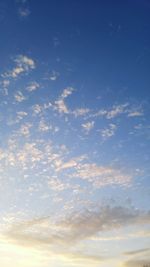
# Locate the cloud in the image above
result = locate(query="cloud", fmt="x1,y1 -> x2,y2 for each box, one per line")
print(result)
16,111 -> 28,121
0,79 -> 10,95
56,155 -> 87,172
16,0 -> 31,18
31,104 -> 45,115
18,7 -> 30,17
26,81 -> 39,92
72,108 -> 90,117
38,120 -> 51,132
54,87 -> 74,114
0,233 -> 104,266
92,103 -> 129,119
128,111 -> 143,117
92,103 -> 144,121
61,87 -> 74,99
124,248 -> 150,256
49,70 -> 59,81
82,121 -> 95,134
4,205 -> 150,248
54,99 -> 69,114
124,259 -> 150,267
71,163 -> 131,188
100,123 -> 117,140
14,91 -> 26,102
106,104 -> 128,119
48,178 -> 70,192
17,123 -> 32,137
1,79 -> 10,87
3,55 -> 35,78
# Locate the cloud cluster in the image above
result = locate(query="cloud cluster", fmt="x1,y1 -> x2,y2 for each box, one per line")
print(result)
100,123 -> 117,140
3,55 -> 35,79
4,205 -> 150,249
82,121 -> 95,134
54,87 -> 74,114
70,163 -> 132,188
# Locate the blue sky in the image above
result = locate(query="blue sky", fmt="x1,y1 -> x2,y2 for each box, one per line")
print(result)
0,1 -> 150,267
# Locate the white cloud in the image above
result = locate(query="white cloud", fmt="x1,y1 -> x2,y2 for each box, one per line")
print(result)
4,205 -> 150,247
100,123 -> 117,140
15,55 -> 35,69
92,104 -> 129,119
54,99 -> 69,114
48,178 -> 69,191
32,104 -> 43,115
3,55 -> 35,78
49,70 -> 59,81
61,87 -> 74,99
72,108 -> 90,117
18,123 -> 32,137
128,111 -> 143,117
71,163 -> 131,188
26,81 -> 39,92
106,104 -> 128,119
54,87 -> 74,114
56,155 -> 87,172
82,121 -> 95,134
1,79 -> 10,87
18,7 -> 30,17
14,91 -> 26,102
38,120 -> 51,132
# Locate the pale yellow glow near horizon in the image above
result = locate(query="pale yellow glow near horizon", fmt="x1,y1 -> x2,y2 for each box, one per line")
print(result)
0,234 -> 119,267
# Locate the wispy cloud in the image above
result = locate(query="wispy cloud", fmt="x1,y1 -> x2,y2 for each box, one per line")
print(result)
26,81 -> 39,92
123,258 -> 150,267
106,104 -> 128,119
16,0 -> 31,18
49,70 -> 59,81
14,91 -> 26,102
4,205 -> 150,248
124,248 -> 150,256
72,108 -> 90,117
2,55 -> 35,79
100,123 -> 117,140
71,163 -> 131,188
17,123 -> 32,137
127,110 -> 143,117
54,87 -> 74,114
18,7 -> 30,17
82,121 -> 95,134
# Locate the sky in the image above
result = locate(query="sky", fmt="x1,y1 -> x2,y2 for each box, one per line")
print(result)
0,0 -> 150,267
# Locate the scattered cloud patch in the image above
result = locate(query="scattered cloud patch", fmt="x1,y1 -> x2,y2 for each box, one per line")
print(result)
82,121 -> 95,134
124,248 -> 150,256
128,110 -> 144,117
18,7 -> 30,17
49,70 -> 59,81
106,104 -> 128,119
14,91 -> 26,102
100,123 -> 117,140
54,87 -> 74,114
4,205 -> 150,248
71,163 -> 131,188
26,81 -> 39,92
18,123 -> 32,137
3,55 -> 35,79
73,108 -> 90,117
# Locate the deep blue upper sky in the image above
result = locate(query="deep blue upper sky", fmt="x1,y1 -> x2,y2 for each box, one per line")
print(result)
1,0 -> 150,101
